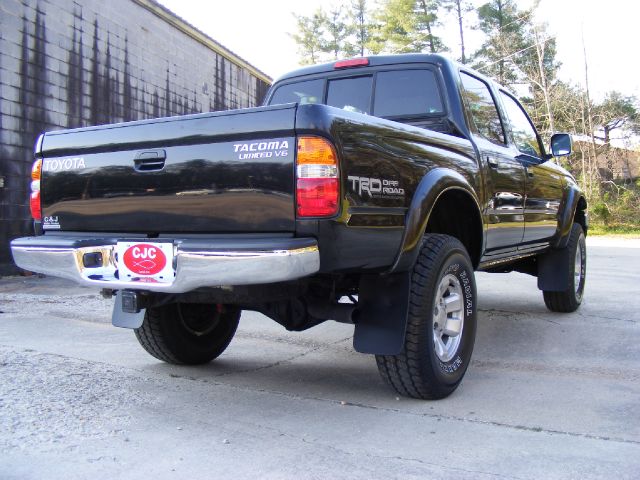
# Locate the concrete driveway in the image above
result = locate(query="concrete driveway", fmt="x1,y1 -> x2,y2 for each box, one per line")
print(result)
1,237 -> 639,479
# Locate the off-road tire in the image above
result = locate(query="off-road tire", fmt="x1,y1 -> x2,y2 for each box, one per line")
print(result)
376,234 -> 477,400
543,223 -> 586,313
135,303 -> 240,365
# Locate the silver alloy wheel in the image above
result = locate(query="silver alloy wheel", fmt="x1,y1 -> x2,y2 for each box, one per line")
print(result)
432,273 -> 465,362
574,238 -> 583,295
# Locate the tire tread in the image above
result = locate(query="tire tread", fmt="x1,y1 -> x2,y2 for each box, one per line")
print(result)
376,234 -> 475,400
134,304 -> 240,365
134,307 -> 182,364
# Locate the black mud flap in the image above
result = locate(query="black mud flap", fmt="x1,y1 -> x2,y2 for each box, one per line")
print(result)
112,291 -> 146,329
353,272 -> 410,355
537,248 -> 570,292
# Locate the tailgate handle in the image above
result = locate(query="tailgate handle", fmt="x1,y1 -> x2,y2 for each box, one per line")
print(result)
134,149 -> 166,171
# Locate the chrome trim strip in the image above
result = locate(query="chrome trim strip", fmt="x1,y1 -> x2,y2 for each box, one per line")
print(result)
11,242 -> 320,293
477,252 -> 537,270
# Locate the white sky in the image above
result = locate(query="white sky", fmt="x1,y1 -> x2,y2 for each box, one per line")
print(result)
157,0 -> 639,100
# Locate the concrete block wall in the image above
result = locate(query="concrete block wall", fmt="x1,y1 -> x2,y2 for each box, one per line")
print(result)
0,0 -> 271,273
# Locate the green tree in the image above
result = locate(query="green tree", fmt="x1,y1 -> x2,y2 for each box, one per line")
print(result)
324,7 -> 352,60
415,0 -> 447,53
442,0 -> 473,63
593,92 -> 639,181
291,9 -> 328,65
473,0 -> 532,85
291,2 -> 377,63
370,0 -> 446,54
472,1 -> 563,137
517,21 -> 561,135
348,0 -> 373,56
370,0 -> 417,53
594,92 -> 640,146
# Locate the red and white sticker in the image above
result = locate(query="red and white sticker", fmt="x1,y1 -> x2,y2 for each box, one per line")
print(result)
116,242 -> 174,283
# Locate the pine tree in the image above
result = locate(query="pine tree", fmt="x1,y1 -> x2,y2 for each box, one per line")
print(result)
370,0 -> 446,54
291,9 -> 328,65
348,0 -> 373,56
442,0 -> 473,63
473,0 -> 531,85
324,7 -> 351,60
415,0 -> 446,53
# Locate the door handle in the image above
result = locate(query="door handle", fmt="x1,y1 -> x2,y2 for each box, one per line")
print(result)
134,149 -> 166,172
487,156 -> 499,168
526,167 -> 534,178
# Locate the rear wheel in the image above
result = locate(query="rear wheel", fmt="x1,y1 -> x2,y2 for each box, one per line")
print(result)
543,223 -> 586,312
134,303 -> 240,364
376,234 -> 477,399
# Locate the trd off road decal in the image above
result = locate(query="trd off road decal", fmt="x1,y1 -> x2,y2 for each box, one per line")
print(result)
347,175 -> 405,199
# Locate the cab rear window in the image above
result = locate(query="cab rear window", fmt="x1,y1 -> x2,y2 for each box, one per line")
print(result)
374,70 -> 443,117
327,76 -> 373,114
268,79 -> 323,105
268,68 -> 444,119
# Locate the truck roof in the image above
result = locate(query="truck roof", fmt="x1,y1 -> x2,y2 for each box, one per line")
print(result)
274,54 -> 461,83
273,53 -> 501,93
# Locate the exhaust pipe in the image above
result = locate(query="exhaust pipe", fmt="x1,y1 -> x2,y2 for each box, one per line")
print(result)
308,301 -> 359,324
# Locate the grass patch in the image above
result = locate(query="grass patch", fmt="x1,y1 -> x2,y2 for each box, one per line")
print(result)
588,223 -> 640,237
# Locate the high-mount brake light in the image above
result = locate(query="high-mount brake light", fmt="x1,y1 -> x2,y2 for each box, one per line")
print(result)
29,159 -> 42,221
296,137 -> 339,217
334,58 -> 369,69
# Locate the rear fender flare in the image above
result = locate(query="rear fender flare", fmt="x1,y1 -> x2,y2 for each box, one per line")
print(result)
390,167 -> 481,273
354,169 -> 480,356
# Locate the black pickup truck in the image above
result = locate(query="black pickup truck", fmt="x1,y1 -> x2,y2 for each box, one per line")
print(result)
11,54 -> 587,399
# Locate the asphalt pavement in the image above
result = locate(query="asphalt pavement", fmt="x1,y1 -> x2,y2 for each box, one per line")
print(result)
0,237 -> 639,479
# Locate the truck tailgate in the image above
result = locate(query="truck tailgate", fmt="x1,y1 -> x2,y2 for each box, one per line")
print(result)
39,104 -> 297,233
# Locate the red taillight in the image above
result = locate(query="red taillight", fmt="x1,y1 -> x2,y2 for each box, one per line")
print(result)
334,58 -> 369,69
30,159 -> 42,221
296,137 -> 339,217
296,178 -> 339,217
30,191 -> 42,221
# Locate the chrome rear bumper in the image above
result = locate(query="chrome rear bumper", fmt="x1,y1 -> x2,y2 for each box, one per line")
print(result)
11,235 -> 320,293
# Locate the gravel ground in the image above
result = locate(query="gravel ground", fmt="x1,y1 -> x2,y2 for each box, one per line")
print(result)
0,347 -> 158,453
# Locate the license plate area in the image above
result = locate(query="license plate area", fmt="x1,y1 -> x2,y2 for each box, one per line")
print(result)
116,241 -> 175,284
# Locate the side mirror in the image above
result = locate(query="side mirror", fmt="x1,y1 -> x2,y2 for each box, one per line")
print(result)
550,133 -> 572,157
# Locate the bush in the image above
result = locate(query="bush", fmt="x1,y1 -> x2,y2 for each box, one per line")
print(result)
589,179 -> 640,231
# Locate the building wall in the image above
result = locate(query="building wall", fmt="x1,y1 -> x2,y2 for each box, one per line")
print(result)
0,0 -> 271,274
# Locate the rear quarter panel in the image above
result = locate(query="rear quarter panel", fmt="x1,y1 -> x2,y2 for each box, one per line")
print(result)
295,104 -> 479,273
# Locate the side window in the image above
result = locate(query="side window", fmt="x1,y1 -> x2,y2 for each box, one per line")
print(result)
459,72 -> 505,145
499,92 -> 543,158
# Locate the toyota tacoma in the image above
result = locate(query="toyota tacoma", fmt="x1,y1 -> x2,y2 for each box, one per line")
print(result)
11,54 -> 587,399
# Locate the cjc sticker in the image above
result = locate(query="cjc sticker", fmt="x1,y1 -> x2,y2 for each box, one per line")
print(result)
122,244 -> 167,276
